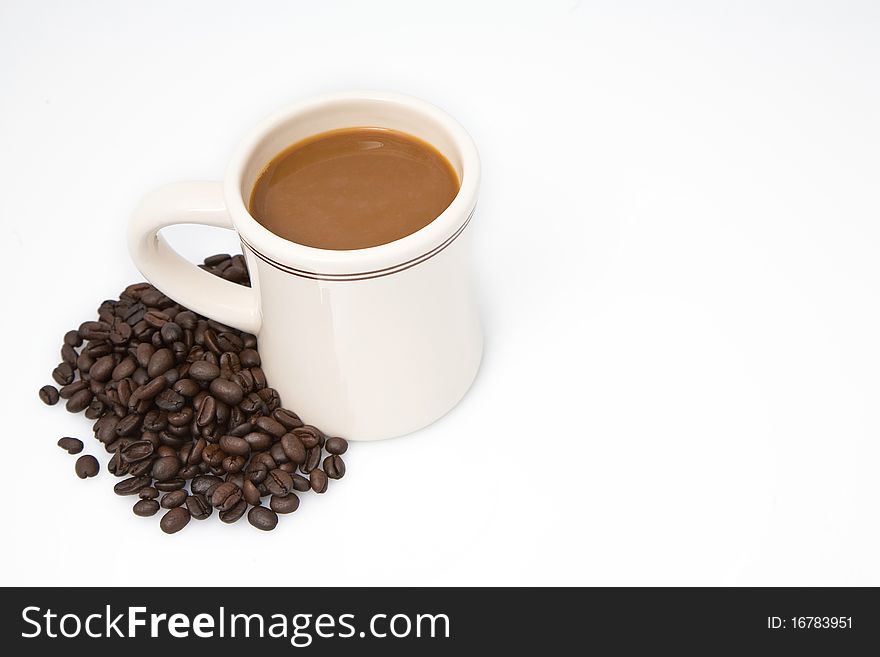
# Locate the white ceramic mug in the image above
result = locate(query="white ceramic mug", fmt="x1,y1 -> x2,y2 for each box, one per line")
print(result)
128,91 -> 482,441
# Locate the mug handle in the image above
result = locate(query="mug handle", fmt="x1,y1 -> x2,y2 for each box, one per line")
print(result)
127,181 -> 262,334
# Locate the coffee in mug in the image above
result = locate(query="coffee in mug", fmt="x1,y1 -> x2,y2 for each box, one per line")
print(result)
249,128 -> 460,250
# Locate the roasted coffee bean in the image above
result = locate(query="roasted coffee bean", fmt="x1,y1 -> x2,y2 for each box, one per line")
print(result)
58,437 -> 84,454
210,482 -> 243,511
247,505 -> 278,531
219,499 -> 248,523
245,462 -> 268,485
139,486 -> 159,500
61,343 -> 78,366
66,388 -> 93,413
242,479 -> 262,505
155,389 -> 185,412
264,468 -> 293,496
176,310 -> 198,329
280,433 -> 306,464
196,395 -> 216,427
160,489 -> 187,508
273,408 -> 303,430
251,367 -> 267,390
310,468 -> 329,493
136,375 -> 167,400
147,348 -> 174,377
133,499 -> 160,517
155,478 -> 186,492
301,446 -> 321,474
52,362 -> 75,386
222,454 -> 246,473
151,455 -> 181,481
293,425 -> 323,449
191,474 -> 222,496
74,455 -> 99,478
218,435 -> 250,456
115,413 -> 142,437
160,322 -> 183,344
59,380 -> 88,400
112,357 -> 137,381
270,493 -> 299,514
39,385 -> 60,405
64,329 -> 83,347
90,355 -> 116,382
80,321 -> 110,341
254,416 -> 286,438
243,431 -> 272,452
172,378 -> 199,397
167,406 -> 193,427
270,442 -> 288,464
291,473 -> 311,493
324,455 -> 346,480
209,378 -> 243,405
160,506 -> 190,534
239,348 -> 261,368
144,309 -> 170,328
278,462 -> 295,473
121,440 -> 154,463
186,493 -> 212,520
113,475 -> 151,495
189,360 -> 220,381
325,437 -> 348,455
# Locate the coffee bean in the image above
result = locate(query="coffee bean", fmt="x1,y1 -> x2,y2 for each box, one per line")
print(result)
239,348 -> 260,368
310,468 -> 328,493
293,425 -> 323,449
209,378 -> 243,405
64,329 -> 83,347
270,494 -> 299,514
113,475 -> 151,495
219,499 -> 248,523
40,385 -> 60,405
186,493 -> 212,520
160,490 -> 187,508
120,440 -> 153,463
151,455 -> 181,481
74,455 -> 99,478
243,431 -> 272,451
61,343 -> 78,366
241,478 -> 262,505
133,499 -> 160,517
172,378 -> 199,397
136,375 -> 167,400
155,389 -> 185,412
160,507 -> 190,534
154,478 -> 186,492
218,435 -> 250,456
59,380 -> 88,400
280,433 -> 306,464
254,416 -> 286,438
52,362 -> 75,386
222,454 -> 246,473
58,437 -> 84,454
147,348 -> 174,378
210,482 -> 243,511
247,505 -> 278,531
144,309 -> 170,328
273,408 -> 303,430
160,322 -> 183,344
139,486 -> 159,500
190,474 -> 222,496
112,357 -> 137,381
66,388 -> 93,413
90,355 -> 116,382
189,360 -> 220,381
324,455 -> 346,480
325,437 -> 348,455
291,473 -> 310,493
79,321 -> 110,341
264,468 -> 293,496
301,446 -> 321,474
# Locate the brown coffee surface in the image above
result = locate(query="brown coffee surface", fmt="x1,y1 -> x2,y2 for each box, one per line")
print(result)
249,128 -> 459,250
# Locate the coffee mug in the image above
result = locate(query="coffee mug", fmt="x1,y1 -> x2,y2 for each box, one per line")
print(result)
128,91 -> 482,441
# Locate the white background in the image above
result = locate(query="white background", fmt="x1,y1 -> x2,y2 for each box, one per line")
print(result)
1,0 -> 879,586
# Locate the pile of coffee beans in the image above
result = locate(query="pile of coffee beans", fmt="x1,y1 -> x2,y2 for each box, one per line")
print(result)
39,253 -> 347,533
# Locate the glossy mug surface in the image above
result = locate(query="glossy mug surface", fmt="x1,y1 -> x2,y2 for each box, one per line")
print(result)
127,92 -> 482,441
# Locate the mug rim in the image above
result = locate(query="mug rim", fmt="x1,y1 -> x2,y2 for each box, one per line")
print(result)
223,91 -> 480,278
